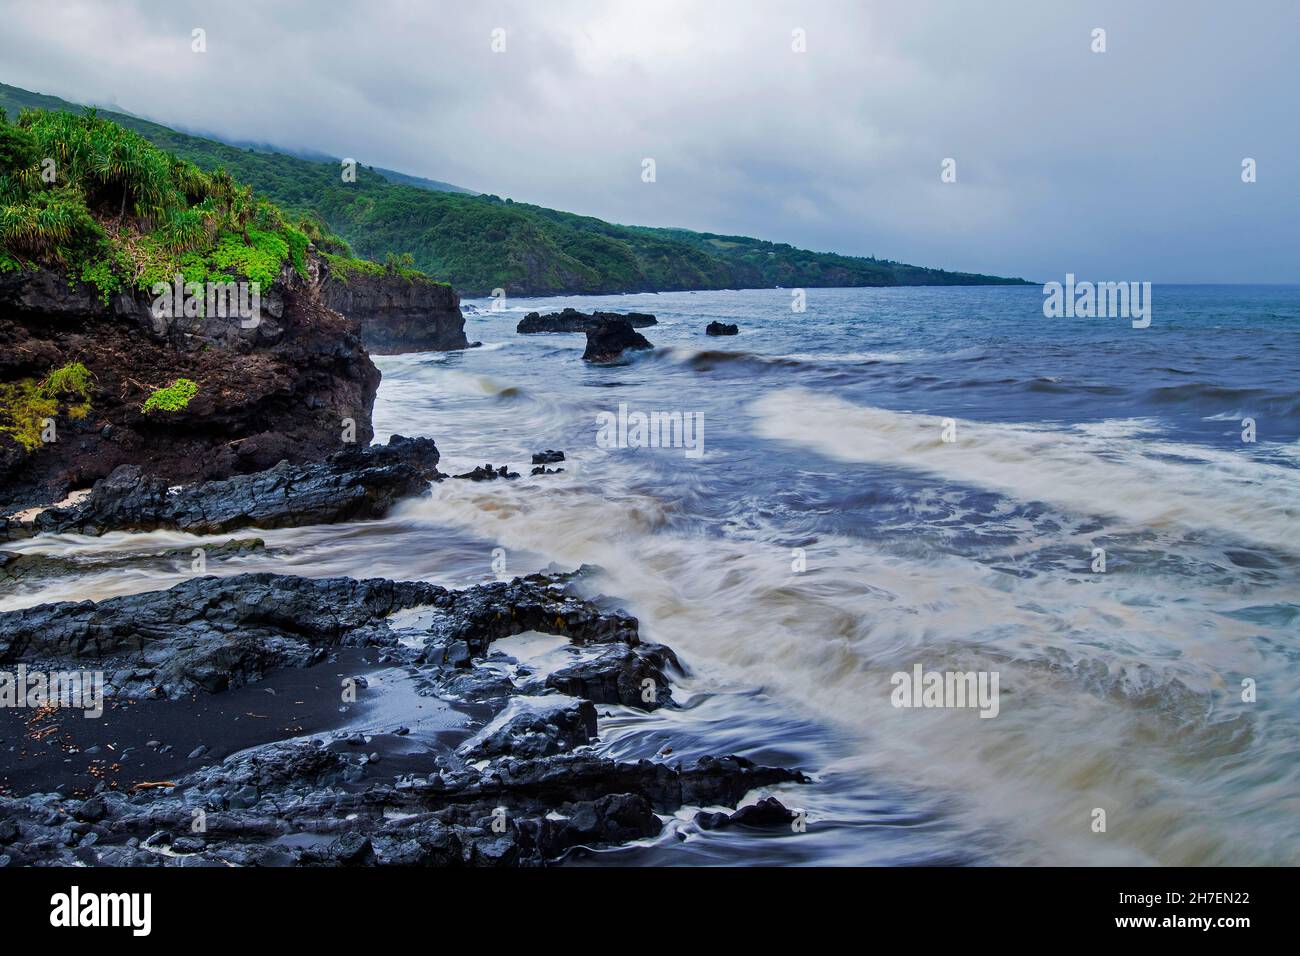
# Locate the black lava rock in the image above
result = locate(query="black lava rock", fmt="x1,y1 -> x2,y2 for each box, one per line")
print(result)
582,318 -> 654,363
7,435 -> 443,540
453,464 -> 520,481
518,309 -> 657,334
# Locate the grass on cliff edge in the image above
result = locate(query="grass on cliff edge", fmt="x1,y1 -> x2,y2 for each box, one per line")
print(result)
0,107 -> 319,302
322,249 -> 449,287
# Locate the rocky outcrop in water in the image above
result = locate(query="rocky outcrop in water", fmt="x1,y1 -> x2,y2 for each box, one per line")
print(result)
0,568 -> 808,866
517,308 -> 656,334
695,796 -> 797,830
545,643 -> 678,710
582,317 -> 654,363
0,255 -> 380,513
706,321 -> 739,336
320,267 -> 471,354
453,463 -> 519,481
0,435 -> 442,540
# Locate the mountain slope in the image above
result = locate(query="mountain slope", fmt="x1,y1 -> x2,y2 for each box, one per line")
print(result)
0,81 -> 1030,296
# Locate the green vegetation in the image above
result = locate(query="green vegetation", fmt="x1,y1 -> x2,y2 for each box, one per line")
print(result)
0,104 -> 319,301
40,360 -> 93,401
141,377 -> 198,415
0,361 -> 93,450
0,82 -> 1030,296
0,378 -> 56,450
322,249 -> 448,286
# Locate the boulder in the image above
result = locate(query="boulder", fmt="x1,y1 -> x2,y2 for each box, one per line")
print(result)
517,308 -> 656,334
459,698 -> 599,759
545,644 -> 679,710
582,317 -> 654,363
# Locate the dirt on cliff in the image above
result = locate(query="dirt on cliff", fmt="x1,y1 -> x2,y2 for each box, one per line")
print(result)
0,254 -> 380,512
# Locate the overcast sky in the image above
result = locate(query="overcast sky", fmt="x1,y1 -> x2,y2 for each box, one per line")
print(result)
2,0 -> 1296,282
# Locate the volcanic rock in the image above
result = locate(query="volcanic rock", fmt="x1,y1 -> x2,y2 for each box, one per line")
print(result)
517,308 -> 656,334
582,317 -> 654,363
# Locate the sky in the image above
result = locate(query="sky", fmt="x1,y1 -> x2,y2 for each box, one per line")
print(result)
1,0 -> 1296,282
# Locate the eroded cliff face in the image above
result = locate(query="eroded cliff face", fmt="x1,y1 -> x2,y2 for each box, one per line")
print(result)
320,267 -> 469,354
0,254 -> 380,511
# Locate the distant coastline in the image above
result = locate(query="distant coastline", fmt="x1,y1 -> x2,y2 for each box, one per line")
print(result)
0,81 -> 1032,297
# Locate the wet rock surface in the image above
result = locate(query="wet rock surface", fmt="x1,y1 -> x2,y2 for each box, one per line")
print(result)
0,568 -> 635,699
0,567 -> 807,866
706,321 -> 740,336
582,317 -> 655,363
517,308 -> 656,334
542,643 -> 679,710
1,435 -> 442,540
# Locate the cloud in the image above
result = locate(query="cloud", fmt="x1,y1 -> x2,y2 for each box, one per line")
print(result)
1,0 -> 1295,281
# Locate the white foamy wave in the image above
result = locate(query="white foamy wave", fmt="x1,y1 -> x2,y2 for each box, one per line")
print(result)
393,469 -> 1297,865
1067,418 -> 1164,439
780,350 -> 926,364
751,388 -> 1300,553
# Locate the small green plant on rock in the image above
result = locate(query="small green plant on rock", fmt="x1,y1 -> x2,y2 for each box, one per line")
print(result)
39,360 -> 93,420
142,377 -> 198,415
39,361 -> 93,398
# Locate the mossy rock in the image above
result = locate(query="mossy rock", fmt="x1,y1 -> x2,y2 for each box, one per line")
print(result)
0,361 -> 94,450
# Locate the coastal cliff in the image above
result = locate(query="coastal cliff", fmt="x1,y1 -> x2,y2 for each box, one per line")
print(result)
320,260 -> 469,354
0,253 -> 379,512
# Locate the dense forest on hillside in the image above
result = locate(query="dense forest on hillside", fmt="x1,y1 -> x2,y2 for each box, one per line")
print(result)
0,82 -> 1030,296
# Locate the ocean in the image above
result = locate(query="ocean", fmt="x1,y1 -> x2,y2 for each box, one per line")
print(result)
7,284 -> 1298,865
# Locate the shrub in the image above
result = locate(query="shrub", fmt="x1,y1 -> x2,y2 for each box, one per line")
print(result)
39,361 -> 93,399
141,377 -> 198,415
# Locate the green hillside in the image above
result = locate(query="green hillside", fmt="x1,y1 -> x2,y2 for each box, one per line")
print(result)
0,107 -> 317,299
0,82 -> 1030,296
